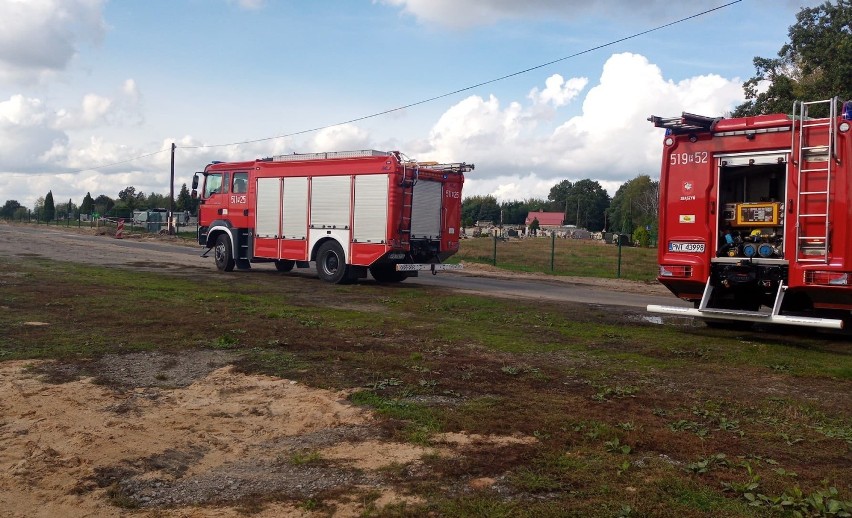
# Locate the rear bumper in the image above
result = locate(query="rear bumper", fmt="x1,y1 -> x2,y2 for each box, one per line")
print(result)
647,304 -> 844,329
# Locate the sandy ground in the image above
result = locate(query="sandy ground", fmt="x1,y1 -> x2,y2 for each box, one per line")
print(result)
0,352 -> 532,517
0,224 -> 649,516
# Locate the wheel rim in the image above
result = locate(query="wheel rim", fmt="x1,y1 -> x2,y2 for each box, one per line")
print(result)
215,243 -> 226,263
323,251 -> 340,275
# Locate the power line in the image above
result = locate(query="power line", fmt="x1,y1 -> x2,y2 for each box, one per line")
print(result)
35,0 -> 742,171
5,147 -> 172,177
179,0 -> 742,150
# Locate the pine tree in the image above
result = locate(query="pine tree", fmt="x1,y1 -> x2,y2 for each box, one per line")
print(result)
43,191 -> 55,222
80,192 -> 94,215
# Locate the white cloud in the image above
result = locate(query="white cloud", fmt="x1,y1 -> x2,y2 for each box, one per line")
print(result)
0,94 -> 68,170
54,80 -> 144,130
0,0 -> 107,84
417,52 -> 743,201
528,74 -> 588,108
309,124 -> 372,152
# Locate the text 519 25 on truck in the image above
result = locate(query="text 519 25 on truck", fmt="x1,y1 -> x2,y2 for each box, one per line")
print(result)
648,97 -> 852,329
192,150 -> 472,284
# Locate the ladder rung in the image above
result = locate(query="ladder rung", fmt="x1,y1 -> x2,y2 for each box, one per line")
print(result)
798,213 -> 828,217
798,236 -> 827,240
800,191 -> 828,195
801,121 -> 831,127
800,168 -> 828,173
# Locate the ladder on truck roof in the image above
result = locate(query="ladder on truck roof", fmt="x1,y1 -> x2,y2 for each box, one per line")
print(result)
792,97 -> 838,264
648,113 -> 722,134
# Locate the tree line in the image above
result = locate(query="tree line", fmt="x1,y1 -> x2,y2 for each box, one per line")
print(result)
0,183 -> 199,222
463,174 -> 659,238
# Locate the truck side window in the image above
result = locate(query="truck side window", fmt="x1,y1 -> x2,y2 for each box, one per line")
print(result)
203,173 -> 223,198
232,172 -> 248,193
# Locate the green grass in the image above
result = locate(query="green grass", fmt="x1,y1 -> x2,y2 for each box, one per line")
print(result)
0,254 -> 850,516
455,236 -> 659,281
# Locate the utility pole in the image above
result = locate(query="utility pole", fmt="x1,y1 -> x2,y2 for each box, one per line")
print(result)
576,197 -> 580,228
169,142 -> 176,234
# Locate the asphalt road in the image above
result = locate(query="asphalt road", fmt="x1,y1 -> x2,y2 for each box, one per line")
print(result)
0,223 -> 689,311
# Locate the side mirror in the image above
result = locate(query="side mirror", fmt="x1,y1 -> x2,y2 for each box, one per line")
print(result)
191,190 -> 197,199
192,173 -> 200,190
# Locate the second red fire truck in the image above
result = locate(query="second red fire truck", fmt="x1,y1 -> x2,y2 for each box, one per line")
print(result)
192,150 -> 472,284
648,97 -> 852,329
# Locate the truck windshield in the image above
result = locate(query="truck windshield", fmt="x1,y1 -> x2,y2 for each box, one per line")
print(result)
203,173 -> 223,198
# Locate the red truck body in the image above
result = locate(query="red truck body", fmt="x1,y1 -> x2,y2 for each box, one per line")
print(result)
193,150 -> 471,283
648,98 -> 852,329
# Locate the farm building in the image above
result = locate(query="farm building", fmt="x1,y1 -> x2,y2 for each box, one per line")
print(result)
525,211 -> 563,229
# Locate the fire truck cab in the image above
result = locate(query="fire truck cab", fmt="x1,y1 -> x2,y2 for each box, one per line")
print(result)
648,98 -> 852,329
192,150 -> 471,284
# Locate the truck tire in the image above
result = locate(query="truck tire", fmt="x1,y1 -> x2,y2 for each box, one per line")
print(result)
316,241 -> 349,284
275,260 -> 295,272
370,265 -> 408,283
214,234 -> 236,272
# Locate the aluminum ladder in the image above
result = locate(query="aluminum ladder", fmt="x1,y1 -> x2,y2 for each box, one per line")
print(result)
792,97 -> 838,263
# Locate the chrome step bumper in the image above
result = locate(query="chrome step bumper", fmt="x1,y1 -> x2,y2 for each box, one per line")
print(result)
647,304 -> 844,329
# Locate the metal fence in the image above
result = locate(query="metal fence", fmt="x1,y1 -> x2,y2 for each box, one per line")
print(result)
454,234 -> 659,281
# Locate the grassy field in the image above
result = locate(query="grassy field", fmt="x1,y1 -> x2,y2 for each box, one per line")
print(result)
455,236 -> 659,282
1,255 -> 850,516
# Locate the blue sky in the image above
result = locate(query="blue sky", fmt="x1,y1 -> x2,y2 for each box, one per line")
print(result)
0,0 -> 826,209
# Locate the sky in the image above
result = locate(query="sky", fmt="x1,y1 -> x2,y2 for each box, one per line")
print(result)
0,0 -> 828,209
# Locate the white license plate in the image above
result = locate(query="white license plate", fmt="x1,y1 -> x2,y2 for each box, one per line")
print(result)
668,241 -> 705,253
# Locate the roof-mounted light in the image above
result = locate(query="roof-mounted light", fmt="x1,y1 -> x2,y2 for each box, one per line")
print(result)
842,101 -> 852,121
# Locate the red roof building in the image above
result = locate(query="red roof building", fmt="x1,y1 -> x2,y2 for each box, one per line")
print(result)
525,211 -> 564,227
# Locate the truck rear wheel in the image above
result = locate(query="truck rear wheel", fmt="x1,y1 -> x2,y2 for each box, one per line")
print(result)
214,234 -> 235,272
316,241 -> 349,284
370,265 -> 408,283
275,260 -> 295,272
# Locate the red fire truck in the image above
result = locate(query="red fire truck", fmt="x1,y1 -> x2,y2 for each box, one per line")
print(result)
191,150 -> 472,283
647,97 -> 852,329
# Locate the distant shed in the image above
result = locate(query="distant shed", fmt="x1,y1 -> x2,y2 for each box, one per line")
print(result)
525,211 -> 564,228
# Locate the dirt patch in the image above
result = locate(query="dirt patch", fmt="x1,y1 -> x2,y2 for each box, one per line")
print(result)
0,354 -> 489,516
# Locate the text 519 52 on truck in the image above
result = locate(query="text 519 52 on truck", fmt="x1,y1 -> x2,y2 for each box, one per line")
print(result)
647,97 -> 852,329
192,150 -> 472,284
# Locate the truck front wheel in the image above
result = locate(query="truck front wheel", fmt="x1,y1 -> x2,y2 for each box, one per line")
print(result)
214,234 -> 235,272
316,241 -> 349,284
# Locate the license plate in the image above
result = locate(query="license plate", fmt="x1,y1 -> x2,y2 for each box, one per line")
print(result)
668,241 -> 705,253
395,263 -> 464,272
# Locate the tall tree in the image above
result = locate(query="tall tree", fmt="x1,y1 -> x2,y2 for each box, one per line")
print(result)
43,191 -> 55,222
608,175 -> 659,235
547,179 -> 610,230
118,186 -> 145,210
461,195 -> 500,227
733,1 -> 852,116
145,193 -> 170,210
569,179 -> 610,231
93,194 -> 114,216
80,192 -> 94,215
1,200 -> 22,219
547,180 -> 574,214
176,183 -> 196,214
